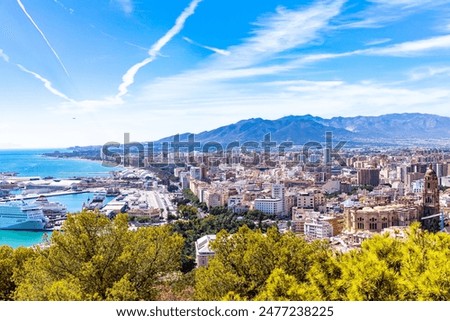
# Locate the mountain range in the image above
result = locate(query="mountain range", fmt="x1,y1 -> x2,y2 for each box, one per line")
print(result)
153,113 -> 450,147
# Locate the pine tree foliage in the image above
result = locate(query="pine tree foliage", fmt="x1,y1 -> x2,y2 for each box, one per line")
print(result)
195,224 -> 450,301
12,212 -> 183,301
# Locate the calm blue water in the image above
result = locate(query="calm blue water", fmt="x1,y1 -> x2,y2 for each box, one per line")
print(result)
0,149 -> 120,178
45,193 -> 115,213
0,230 -> 51,249
0,149 -> 120,248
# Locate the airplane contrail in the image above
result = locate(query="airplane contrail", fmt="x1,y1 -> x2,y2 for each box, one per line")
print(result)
17,64 -> 74,102
183,37 -> 231,56
17,0 -> 70,77
116,0 -> 203,99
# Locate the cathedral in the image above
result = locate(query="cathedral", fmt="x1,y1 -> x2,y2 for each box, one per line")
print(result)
421,165 -> 442,232
344,164 -> 443,233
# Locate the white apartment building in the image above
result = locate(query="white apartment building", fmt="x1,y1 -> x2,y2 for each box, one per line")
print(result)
254,198 -> 283,216
304,220 -> 333,239
272,183 -> 285,215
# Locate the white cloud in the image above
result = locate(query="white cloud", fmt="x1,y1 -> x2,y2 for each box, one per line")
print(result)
17,0 -> 69,77
125,81 -> 449,143
215,0 -> 346,70
365,34 -> 450,56
115,0 -> 133,15
409,66 -> 450,81
11,0 -> 344,108
0,49 -> 9,62
183,37 -> 230,56
135,0 -> 347,90
135,76 -> 450,129
136,30 -> 450,109
365,38 -> 392,46
340,0 -> 450,30
368,0 -> 450,8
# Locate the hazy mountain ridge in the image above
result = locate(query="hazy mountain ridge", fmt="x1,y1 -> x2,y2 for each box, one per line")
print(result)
153,113 -> 450,146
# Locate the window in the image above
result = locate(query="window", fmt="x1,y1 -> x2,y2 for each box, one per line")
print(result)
357,222 -> 364,229
382,222 -> 388,229
369,222 -> 377,230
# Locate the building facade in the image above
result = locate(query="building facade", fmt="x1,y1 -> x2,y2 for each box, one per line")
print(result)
272,184 -> 285,214
344,204 -> 420,233
195,235 -> 216,268
423,165 -> 440,216
357,168 -> 380,186
254,198 -> 283,216
305,220 -> 333,239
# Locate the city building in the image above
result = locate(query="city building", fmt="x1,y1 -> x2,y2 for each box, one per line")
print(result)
254,198 -> 283,216
179,172 -> 190,190
423,165 -> 440,216
305,219 -> 333,239
195,235 -> 216,268
297,192 -> 314,209
204,190 -> 223,209
357,168 -> 380,186
190,166 -> 202,180
272,183 -> 285,214
421,165 -> 442,232
227,195 -> 248,214
344,204 -> 420,233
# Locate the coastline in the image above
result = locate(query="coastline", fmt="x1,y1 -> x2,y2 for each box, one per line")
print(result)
0,150 -> 126,248
40,153 -> 124,172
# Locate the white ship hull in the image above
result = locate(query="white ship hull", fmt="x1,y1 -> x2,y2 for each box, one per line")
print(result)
0,201 -> 48,231
0,219 -> 47,230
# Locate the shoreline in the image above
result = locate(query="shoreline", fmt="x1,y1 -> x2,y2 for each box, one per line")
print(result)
40,153 -> 124,171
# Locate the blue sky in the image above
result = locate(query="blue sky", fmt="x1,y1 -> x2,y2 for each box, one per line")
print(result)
1,0 -> 450,148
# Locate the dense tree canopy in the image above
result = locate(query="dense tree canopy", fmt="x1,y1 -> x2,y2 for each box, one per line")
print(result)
0,246 -> 35,300
1,215 -> 450,301
195,223 -> 450,301
12,212 -> 183,301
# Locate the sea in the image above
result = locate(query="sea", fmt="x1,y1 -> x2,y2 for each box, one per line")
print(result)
0,149 -> 121,248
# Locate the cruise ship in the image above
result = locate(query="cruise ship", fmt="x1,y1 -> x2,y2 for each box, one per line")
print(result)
32,195 -> 67,218
0,201 -> 49,230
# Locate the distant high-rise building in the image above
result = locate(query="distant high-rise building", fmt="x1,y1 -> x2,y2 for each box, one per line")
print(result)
412,163 -> 428,174
179,172 -> 190,190
272,183 -> 285,214
434,163 -> 444,178
190,166 -> 202,180
200,164 -> 208,180
357,168 -> 380,186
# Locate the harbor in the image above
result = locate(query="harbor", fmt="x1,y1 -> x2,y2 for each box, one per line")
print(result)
0,160 -> 179,247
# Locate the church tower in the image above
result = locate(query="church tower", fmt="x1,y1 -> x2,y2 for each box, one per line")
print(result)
423,165 -> 440,217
